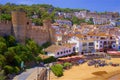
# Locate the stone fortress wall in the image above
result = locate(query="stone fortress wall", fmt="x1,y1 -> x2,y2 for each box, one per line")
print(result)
0,20 -> 12,36
0,11 -> 56,45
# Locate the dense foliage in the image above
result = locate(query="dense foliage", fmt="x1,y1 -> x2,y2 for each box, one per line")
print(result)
43,56 -> 56,64
51,64 -> 63,77
0,35 -> 45,76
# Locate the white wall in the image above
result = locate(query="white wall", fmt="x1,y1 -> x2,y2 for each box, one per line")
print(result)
68,37 -> 80,52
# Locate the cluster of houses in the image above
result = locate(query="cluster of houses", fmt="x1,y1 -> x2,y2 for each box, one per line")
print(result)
45,23 -> 120,58
55,10 -> 119,25
42,10 -> 120,58
74,11 -> 119,25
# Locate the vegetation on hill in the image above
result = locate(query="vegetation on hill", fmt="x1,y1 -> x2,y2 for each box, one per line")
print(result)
0,35 -> 51,79
0,3 -> 90,25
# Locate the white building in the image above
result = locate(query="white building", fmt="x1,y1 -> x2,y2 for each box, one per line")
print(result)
93,18 -> 109,25
44,44 -> 76,58
67,32 -> 120,54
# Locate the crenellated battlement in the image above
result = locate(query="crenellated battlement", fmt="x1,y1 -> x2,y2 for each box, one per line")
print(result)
27,26 -> 48,32
0,20 -> 12,25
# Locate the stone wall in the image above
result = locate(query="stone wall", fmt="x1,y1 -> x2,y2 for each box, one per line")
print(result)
0,11 -> 56,45
26,26 -> 50,45
26,19 -> 56,45
0,21 -> 12,36
37,68 -> 47,80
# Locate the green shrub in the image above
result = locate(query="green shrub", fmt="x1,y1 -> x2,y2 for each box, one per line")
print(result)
13,55 -> 22,67
42,42 -> 51,48
35,56 -> 42,63
51,64 -> 63,77
43,56 -> 56,64
4,65 -> 14,74
63,62 -> 72,69
13,66 -> 20,74
63,62 -> 72,68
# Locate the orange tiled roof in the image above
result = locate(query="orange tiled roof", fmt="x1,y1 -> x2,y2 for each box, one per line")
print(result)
75,34 -> 84,38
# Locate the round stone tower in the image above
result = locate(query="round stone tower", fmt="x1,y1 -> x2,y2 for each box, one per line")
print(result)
11,10 -> 27,44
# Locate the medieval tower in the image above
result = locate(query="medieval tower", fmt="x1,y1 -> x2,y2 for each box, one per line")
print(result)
11,11 -> 27,44
43,19 -> 56,44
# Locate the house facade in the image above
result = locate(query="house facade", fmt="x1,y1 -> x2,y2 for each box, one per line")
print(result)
44,44 -> 76,58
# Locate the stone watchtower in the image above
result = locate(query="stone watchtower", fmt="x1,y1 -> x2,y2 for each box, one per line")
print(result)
43,19 -> 56,44
11,11 -> 27,44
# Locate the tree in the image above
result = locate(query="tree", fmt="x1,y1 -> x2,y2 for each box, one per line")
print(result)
4,65 -> 14,74
13,66 -> 20,74
0,42 -> 7,55
0,14 -> 11,21
26,39 -> 39,55
5,35 -> 16,47
71,16 -> 85,25
13,55 -> 22,67
4,48 -> 16,65
0,36 -> 6,43
35,56 -> 42,63
87,18 -> 94,24
43,56 -> 56,64
0,54 -> 6,67
4,35 -> 16,47
32,18 -> 43,26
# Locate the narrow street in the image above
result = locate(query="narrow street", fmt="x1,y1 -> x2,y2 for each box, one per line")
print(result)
13,67 -> 43,80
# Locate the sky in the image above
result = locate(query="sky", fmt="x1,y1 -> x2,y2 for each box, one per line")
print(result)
0,0 -> 120,12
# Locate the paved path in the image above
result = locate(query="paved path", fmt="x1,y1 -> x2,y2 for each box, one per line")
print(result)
26,67 -> 43,80
13,67 -> 43,80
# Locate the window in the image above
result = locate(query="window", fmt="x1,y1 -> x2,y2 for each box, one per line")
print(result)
113,45 -> 115,47
66,50 -> 68,53
73,47 -> 75,51
83,43 -> 87,46
100,45 -> 102,47
27,22 -> 29,25
104,41 -> 107,44
100,41 -> 102,43
69,50 -> 71,52
89,42 -> 94,46
101,37 -> 105,39
61,52 -> 63,54
57,52 -> 59,55
45,52 -> 48,55
64,51 -> 66,53
110,37 -> 112,39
